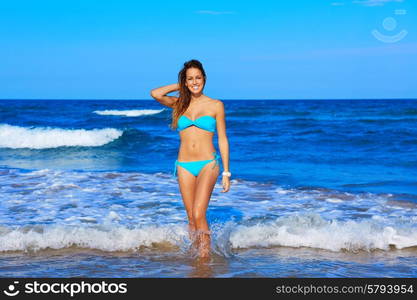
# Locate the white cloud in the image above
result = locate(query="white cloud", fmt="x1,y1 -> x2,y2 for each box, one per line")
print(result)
195,10 -> 235,15
331,2 -> 346,6
352,0 -> 403,6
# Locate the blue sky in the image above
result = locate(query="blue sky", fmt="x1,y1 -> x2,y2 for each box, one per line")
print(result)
0,0 -> 415,99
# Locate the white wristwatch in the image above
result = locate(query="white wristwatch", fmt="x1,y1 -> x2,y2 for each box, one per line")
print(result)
222,171 -> 232,177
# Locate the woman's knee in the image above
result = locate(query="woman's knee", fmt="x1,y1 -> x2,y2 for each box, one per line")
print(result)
192,209 -> 206,225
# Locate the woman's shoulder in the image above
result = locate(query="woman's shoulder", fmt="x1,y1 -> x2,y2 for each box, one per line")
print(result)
204,97 -> 224,117
205,96 -> 223,107
212,99 -> 224,111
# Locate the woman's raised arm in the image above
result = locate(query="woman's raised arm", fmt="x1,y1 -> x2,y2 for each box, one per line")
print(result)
150,83 -> 179,108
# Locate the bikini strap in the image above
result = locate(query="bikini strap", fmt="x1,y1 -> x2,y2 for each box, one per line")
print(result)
173,160 -> 178,177
211,151 -> 220,169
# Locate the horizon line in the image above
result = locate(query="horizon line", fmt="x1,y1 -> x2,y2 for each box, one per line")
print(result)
0,98 -> 416,101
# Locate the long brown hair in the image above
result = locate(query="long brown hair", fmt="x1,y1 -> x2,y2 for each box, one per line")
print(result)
170,59 -> 206,130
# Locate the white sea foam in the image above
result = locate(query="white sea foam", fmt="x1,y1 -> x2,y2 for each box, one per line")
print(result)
229,214 -> 417,252
1,168 -> 416,253
1,215 -> 416,253
0,124 -> 123,149
0,224 -> 187,252
93,109 -> 164,117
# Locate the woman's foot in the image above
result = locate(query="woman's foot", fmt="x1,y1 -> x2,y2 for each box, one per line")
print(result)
196,229 -> 211,258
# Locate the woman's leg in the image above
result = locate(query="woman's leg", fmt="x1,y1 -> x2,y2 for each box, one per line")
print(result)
193,160 -> 220,257
177,165 -> 198,239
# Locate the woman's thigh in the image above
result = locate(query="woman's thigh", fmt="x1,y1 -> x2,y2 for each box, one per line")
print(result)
177,166 -> 197,219
193,161 -> 220,217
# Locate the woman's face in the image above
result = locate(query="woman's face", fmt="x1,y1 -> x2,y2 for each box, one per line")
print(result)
185,67 -> 204,94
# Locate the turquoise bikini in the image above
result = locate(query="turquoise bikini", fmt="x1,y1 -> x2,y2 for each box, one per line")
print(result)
173,115 -> 220,177
177,115 -> 216,133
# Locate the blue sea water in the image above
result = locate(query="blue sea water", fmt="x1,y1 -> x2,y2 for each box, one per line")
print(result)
0,99 -> 416,277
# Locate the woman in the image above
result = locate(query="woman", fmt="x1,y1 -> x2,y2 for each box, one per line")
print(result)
150,59 -> 231,258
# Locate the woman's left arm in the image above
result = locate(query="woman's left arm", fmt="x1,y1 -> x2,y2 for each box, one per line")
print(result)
215,100 -> 231,193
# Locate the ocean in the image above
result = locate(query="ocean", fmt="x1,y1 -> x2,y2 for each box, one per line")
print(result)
0,99 -> 416,277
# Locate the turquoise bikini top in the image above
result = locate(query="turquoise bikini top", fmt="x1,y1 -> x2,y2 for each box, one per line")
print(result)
177,115 -> 216,132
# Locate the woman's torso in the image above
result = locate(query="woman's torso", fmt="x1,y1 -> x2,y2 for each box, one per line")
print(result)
177,97 -> 217,161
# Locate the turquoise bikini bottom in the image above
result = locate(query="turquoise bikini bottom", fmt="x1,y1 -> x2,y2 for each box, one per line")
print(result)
173,151 -> 220,177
